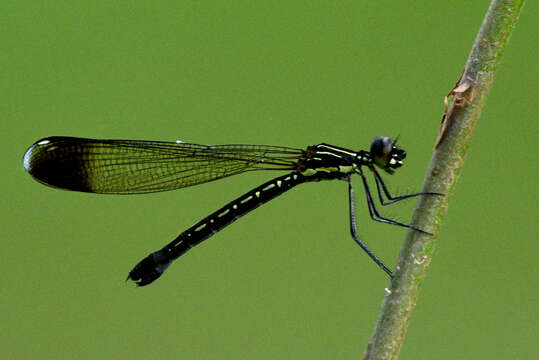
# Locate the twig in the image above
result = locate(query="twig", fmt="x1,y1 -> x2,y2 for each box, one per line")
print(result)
363,1 -> 525,359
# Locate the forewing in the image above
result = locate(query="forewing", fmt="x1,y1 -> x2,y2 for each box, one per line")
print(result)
23,137 -> 302,194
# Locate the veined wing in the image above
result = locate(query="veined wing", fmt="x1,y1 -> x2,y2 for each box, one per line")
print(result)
23,137 -> 303,194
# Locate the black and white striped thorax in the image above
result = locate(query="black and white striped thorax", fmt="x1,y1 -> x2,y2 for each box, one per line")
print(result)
297,136 -> 407,179
298,143 -> 369,179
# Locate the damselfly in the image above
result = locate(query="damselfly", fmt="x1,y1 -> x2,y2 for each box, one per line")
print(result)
23,136 -> 439,286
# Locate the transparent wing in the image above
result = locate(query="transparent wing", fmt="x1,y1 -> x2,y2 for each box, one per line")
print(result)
23,137 -> 302,194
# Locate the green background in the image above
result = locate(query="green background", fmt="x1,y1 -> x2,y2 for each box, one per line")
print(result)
3,1 -> 536,359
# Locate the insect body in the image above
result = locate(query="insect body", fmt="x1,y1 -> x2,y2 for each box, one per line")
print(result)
23,136 -> 437,286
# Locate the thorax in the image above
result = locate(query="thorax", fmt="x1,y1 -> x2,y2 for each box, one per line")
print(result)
297,143 -> 369,179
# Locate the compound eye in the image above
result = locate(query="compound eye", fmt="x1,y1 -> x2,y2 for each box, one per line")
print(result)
370,136 -> 394,168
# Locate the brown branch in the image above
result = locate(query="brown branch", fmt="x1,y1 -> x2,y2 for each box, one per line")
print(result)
363,1 -> 526,359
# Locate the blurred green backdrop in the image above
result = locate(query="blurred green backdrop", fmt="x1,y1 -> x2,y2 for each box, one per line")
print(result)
3,1 -> 536,359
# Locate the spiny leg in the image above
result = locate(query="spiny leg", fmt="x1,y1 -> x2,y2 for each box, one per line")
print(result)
371,167 -> 443,206
347,176 -> 393,277
355,168 -> 431,235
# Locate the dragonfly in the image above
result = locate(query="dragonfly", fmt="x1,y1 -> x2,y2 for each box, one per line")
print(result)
22,136 -> 439,286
